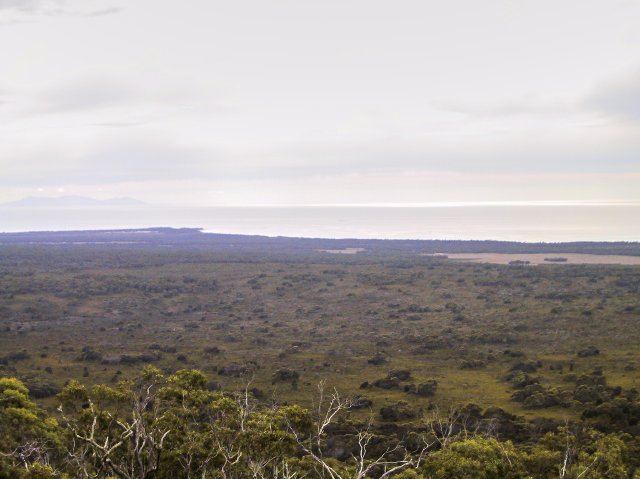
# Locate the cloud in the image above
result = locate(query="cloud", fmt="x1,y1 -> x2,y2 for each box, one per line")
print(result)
437,70 -> 640,126
3,126 -> 639,190
239,130 -> 640,181
0,139 -> 221,187
435,97 -> 575,118
88,121 -> 146,128
0,0 -> 49,11
2,79 -> 219,133
0,0 -> 122,18
0,0 -> 66,13
77,142 -> 218,183
587,71 -> 640,122
83,6 -> 121,17
35,79 -> 135,114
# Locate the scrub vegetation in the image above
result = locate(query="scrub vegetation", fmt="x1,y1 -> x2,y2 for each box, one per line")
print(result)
1,229 -> 640,478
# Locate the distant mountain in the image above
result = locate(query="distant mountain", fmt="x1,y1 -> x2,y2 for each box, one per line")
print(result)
0,196 -> 147,208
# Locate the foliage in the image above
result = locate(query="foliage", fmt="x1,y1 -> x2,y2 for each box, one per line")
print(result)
0,378 -> 63,478
2,235 -> 640,477
2,372 -> 639,478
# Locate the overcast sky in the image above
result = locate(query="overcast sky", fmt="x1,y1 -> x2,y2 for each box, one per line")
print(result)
1,0 -> 640,206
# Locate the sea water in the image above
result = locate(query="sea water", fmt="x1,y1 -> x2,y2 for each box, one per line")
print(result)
1,205 -> 639,242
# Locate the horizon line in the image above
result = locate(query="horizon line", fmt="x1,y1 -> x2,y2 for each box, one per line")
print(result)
164,200 -> 640,208
3,198 -> 640,208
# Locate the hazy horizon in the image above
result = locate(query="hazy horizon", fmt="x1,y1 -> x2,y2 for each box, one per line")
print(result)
4,194 -> 640,208
2,203 -> 639,243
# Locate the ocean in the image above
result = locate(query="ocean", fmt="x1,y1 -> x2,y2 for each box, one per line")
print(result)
1,205 -> 639,242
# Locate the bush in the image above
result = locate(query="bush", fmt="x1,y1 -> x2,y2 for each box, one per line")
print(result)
421,437 -> 528,479
272,367 -> 299,383
388,369 -> 412,380
367,353 -> 386,365
416,380 -> 438,397
578,346 -> 600,357
77,346 -> 102,362
373,377 -> 400,389
380,401 -> 419,421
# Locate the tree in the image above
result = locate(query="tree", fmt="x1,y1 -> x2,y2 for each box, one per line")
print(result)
420,437 -> 528,479
57,368 -> 170,479
57,368 -> 310,479
0,378 -> 63,478
287,381 -> 428,479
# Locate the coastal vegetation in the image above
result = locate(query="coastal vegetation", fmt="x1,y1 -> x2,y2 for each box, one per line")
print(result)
1,229 -> 640,477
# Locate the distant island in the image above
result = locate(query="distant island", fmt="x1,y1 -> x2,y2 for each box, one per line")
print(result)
0,195 -> 146,208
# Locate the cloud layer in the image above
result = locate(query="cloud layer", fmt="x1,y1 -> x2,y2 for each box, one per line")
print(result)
0,0 -> 121,17
588,72 -> 640,122
0,0 -> 639,205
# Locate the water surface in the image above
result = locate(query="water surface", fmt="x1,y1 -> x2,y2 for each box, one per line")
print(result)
1,205 -> 639,242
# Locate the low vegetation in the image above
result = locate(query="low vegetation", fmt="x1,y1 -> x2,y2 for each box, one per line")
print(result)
1,229 -> 640,477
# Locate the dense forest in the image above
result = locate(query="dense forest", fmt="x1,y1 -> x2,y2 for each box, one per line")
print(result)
1,229 -> 640,478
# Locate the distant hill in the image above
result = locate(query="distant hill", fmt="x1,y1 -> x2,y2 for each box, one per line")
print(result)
0,196 -> 147,208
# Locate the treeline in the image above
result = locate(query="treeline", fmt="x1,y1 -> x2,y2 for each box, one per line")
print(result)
1,368 -> 638,479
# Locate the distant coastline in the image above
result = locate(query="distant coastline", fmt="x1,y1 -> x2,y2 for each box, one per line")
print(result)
1,227 -> 640,258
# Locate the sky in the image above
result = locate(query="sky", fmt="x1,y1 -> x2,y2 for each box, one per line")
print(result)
1,0 -> 640,206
